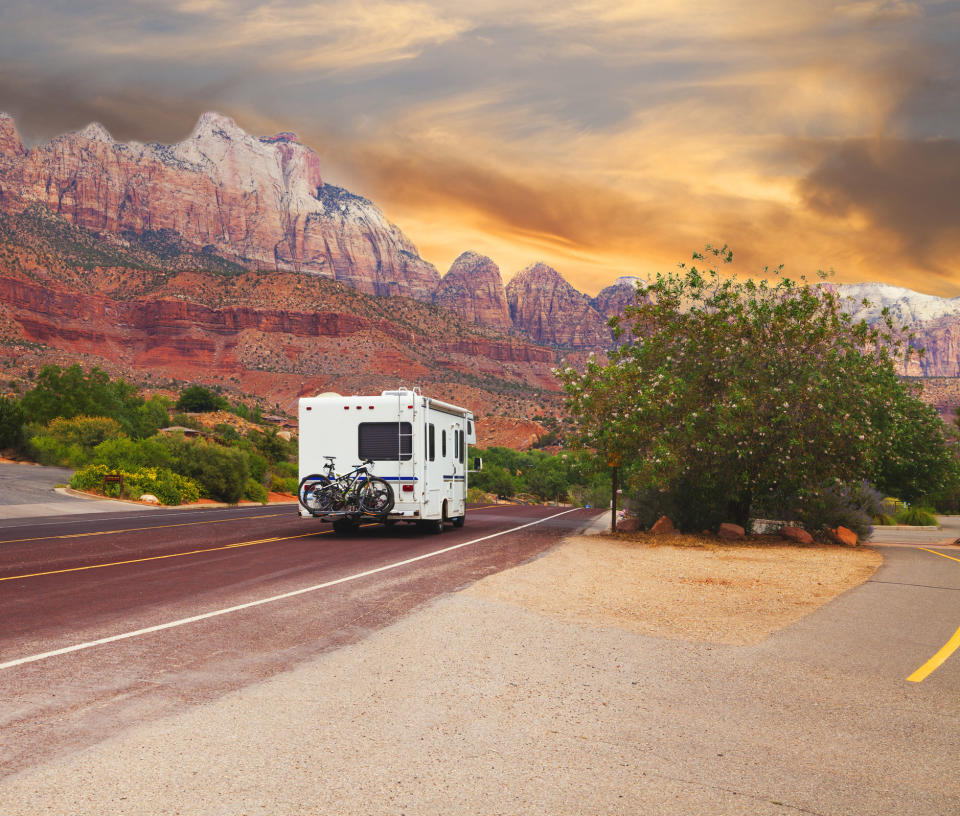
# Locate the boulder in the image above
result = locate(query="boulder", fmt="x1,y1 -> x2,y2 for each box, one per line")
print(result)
781,525 -> 813,545
717,522 -> 746,541
650,515 -> 674,535
616,516 -> 640,532
830,525 -> 859,547
139,493 -> 160,504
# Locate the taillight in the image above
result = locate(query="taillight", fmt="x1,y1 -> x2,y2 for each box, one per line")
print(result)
402,484 -> 414,492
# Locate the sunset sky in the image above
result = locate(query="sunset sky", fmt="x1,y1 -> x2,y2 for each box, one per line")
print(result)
1,1 -> 958,295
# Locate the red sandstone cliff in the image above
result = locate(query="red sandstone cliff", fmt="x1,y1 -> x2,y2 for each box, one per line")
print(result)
0,112 -> 439,300
434,251 -> 512,331
505,263 -> 611,349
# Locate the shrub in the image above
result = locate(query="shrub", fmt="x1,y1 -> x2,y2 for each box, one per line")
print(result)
794,481 -> 884,540
272,460 -> 298,478
92,436 -> 173,471
895,506 -> 939,526
467,486 -> 491,503
214,423 -> 240,442
0,396 -> 25,450
246,451 -> 269,482
174,440 -> 249,503
269,474 -> 298,495
244,478 -> 269,504
28,416 -> 125,466
176,385 -> 229,413
873,513 -> 896,526
70,464 -> 200,505
569,483 -> 611,510
169,413 -> 202,430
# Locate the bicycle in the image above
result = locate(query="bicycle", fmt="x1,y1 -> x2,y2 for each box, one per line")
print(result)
298,457 -> 394,517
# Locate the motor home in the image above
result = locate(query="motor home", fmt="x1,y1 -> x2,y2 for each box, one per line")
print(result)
298,388 -> 478,533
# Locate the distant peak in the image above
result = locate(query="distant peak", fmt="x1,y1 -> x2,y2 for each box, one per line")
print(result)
517,262 -> 562,280
189,111 -> 247,142
450,250 -> 496,268
612,275 -> 644,288
78,122 -> 114,143
261,131 -> 300,144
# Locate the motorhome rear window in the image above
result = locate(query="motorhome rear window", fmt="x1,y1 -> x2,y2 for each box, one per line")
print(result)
358,422 -> 413,461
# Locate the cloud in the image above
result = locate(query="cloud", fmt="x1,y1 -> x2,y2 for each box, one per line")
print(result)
799,138 -> 960,273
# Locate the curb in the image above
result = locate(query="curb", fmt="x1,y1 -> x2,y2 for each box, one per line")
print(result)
58,487 -> 298,510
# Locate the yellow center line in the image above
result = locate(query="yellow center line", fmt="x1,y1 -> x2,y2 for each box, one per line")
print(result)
0,530 -> 328,583
907,548 -> 960,682
918,546 -> 960,564
0,512 -> 287,546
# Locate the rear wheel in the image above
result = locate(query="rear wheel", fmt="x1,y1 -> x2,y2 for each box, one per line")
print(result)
358,478 -> 394,515
452,512 -> 465,528
298,474 -> 332,515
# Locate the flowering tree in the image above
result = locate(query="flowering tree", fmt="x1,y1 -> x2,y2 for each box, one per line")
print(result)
558,246 -> 957,530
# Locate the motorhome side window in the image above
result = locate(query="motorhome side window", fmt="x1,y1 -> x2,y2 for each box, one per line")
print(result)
427,423 -> 435,461
358,422 -> 413,461
458,429 -> 465,463
441,429 -> 447,457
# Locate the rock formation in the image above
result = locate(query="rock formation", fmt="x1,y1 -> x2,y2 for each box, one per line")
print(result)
434,252 -> 512,331
505,262 -> 611,349
591,276 -> 644,320
0,111 -> 439,300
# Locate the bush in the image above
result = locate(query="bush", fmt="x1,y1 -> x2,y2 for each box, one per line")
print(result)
268,474 -> 298,495
873,513 -> 896,526
569,483 -> 611,510
0,395 -> 25,450
467,486 -> 492,503
272,460 -> 298,478
169,413 -> 202,430
895,506 -> 939,526
28,416 -> 125,466
214,423 -> 240,442
92,436 -> 173,471
176,385 -> 229,413
70,464 -> 200,505
244,478 -> 269,504
174,440 -> 249,503
794,481 -> 884,540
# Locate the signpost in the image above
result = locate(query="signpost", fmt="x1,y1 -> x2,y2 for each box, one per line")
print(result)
102,473 -> 123,495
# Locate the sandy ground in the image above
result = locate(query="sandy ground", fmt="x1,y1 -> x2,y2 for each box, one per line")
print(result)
466,534 -> 882,645
5,532 -> 937,816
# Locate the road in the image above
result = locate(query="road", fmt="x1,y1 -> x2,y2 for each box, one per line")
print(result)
0,461 -> 145,518
0,502 -> 597,777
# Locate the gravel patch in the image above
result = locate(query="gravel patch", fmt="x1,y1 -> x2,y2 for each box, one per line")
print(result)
465,534 -> 882,645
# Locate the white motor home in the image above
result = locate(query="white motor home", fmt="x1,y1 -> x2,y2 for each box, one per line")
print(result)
298,388 -> 477,532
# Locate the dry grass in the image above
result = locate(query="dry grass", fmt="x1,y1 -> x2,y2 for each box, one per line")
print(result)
466,533 -> 882,645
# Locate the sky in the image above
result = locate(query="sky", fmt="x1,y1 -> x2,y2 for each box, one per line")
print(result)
1,0 -> 958,296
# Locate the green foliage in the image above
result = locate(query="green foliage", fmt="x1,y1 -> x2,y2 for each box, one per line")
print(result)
873,513 -> 896,526
28,416 -> 125,466
91,436 -> 173,471
559,245 -> 959,531
246,451 -> 269,483
169,413 -> 202,430
467,486 -> 491,503
0,395 -> 26,450
176,385 -> 229,413
70,464 -> 200,505
247,428 -> 293,464
244,478 -> 269,504
895,506 -> 939,526
471,462 -> 517,498
272,460 -> 298,479
165,438 -> 249,503
268,474 -> 298,494
213,423 -> 241,442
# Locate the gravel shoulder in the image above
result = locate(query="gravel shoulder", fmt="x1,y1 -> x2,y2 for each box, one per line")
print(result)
3,531 -> 955,815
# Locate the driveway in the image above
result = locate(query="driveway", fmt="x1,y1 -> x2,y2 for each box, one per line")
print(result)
0,462 -> 144,519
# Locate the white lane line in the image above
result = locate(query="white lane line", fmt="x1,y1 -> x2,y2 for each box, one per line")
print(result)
0,508 -> 579,670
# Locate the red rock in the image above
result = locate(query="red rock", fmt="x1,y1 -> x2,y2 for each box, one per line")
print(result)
505,263 -> 610,349
717,522 -> 746,540
831,525 -> 859,546
650,515 -> 674,535
435,252 -> 512,331
0,112 -> 440,301
616,517 -> 640,532
781,525 -> 814,545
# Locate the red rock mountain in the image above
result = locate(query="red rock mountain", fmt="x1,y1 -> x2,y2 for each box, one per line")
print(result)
434,252 -> 512,331
0,112 -> 440,300
591,276 -> 644,319
506,263 -> 610,348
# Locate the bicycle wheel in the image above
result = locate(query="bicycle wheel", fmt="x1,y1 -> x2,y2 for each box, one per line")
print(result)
358,478 -> 394,515
298,474 -> 332,514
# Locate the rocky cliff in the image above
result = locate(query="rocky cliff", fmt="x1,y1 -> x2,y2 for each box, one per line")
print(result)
591,276 -> 644,319
434,252 -> 512,331
0,112 -> 439,300
505,263 -> 611,349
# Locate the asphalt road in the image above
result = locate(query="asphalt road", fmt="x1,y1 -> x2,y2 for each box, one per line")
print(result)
0,462 -> 144,517
0,502 -> 598,777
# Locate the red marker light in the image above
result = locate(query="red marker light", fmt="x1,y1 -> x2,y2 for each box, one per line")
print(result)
402,484 -> 414,492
